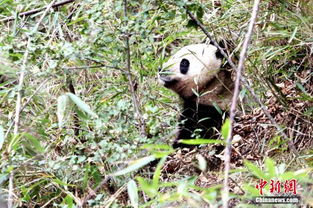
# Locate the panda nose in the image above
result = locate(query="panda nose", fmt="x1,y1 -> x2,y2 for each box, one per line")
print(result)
158,67 -> 162,72
159,75 -> 171,82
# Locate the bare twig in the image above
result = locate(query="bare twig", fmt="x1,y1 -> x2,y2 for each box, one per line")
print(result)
123,0 -> 146,137
64,64 -> 130,75
4,80 -> 49,140
1,0 -> 75,22
8,37 -> 31,208
222,0 -> 260,207
66,75 -> 80,136
12,43 -> 30,134
81,175 -> 112,207
104,184 -> 126,208
20,80 -> 49,113
7,2 -> 57,207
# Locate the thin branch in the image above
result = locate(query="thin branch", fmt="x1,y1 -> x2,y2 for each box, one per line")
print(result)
81,175 -> 112,207
7,1 -> 57,207
1,0 -> 75,22
185,8 -> 236,69
4,80 -> 49,140
123,0 -> 146,137
222,0 -> 260,207
8,37 -> 31,208
7,173 -> 14,208
64,64 -> 130,75
12,43 -> 30,135
104,184 -> 127,208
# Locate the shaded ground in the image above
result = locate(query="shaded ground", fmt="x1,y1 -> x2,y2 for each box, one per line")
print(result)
154,69 -> 312,206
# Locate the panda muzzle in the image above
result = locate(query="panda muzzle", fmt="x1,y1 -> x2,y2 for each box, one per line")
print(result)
159,76 -> 178,87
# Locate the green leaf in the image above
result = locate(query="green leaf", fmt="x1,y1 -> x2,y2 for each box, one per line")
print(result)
243,184 -> 260,196
288,26 -> 298,43
196,6 -> 204,19
8,134 -> 22,153
152,156 -> 166,187
296,82 -> 308,94
62,195 -> 74,208
52,178 -> 71,186
239,88 -> 247,101
68,16 -> 87,26
212,102 -> 223,115
0,0 -> 12,7
141,144 -> 172,151
0,125 -> 4,150
265,158 -> 275,177
180,139 -> 224,145
142,144 -> 173,158
244,160 -> 267,180
127,180 -> 139,208
57,94 -> 70,128
23,133 -> 45,153
191,88 -> 199,97
221,119 -> 230,140
137,177 -> 157,197
112,155 -> 156,176
67,93 -> 98,118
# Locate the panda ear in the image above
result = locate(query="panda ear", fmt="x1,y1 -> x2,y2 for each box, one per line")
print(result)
214,40 -> 227,59
212,40 -> 237,62
215,47 -> 224,60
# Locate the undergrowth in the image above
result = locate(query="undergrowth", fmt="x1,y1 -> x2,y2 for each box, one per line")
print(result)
0,0 -> 312,207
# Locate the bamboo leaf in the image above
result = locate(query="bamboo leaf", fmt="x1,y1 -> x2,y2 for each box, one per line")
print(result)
67,93 -> 98,118
180,139 -> 224,145
127,180 -> 139,208
113,155 -> 156,176
221,119 -> 230,140
57,94 -> 70,128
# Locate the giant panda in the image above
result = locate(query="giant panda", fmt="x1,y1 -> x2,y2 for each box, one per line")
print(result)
158,43 -> 234,148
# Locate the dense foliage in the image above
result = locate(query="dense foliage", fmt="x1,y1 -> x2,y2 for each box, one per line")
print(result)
0,0 -> 312,207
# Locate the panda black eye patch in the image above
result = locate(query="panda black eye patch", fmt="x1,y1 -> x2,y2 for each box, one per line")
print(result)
180,58 -> 190,74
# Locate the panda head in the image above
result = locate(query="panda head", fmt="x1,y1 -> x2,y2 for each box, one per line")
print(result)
158,43 -> 232,109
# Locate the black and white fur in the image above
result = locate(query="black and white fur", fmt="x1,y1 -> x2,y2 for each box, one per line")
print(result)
158,43 -> 234,148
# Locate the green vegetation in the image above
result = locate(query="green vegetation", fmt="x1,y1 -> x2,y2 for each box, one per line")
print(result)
0,0 -> 312,207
